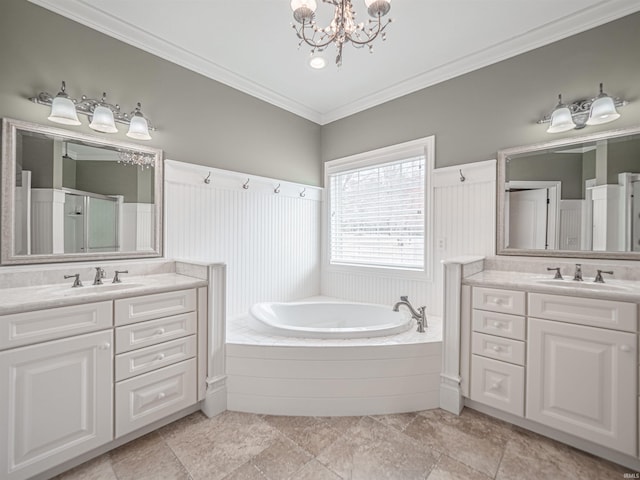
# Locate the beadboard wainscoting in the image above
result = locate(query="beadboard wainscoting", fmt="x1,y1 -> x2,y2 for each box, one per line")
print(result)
164,160 -> 322,319
321,160 -> 496,316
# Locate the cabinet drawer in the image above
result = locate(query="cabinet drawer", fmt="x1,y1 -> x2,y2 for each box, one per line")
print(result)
115,335 -> 197,381
115,312 -> 196,353
472,332 -> 525,365
471,355 -> 524,416
115,358 -> 197,438
472,287 -> 525,315
472,309 -> 526,340
115,289 -> 196,326
0,301 -> 112,350
529,293 -> 637,332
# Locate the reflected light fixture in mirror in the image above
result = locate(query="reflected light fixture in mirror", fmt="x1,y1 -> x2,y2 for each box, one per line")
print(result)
30,81 -> 154,140
539,82 -> 628,133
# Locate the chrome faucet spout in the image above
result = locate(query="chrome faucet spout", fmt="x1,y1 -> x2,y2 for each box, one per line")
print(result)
93,267 -> 106,285
392,296 -> 427,333
573,263 -> 583,282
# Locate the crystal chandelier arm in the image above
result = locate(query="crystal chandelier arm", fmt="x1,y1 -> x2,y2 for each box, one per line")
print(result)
347,15 -> 390,46
295,19 -> 339,49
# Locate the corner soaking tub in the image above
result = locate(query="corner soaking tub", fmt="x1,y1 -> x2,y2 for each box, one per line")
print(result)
247,301 -> 413,339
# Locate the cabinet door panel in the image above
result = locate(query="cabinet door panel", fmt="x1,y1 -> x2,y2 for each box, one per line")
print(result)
527,318 -> 636,456
0,331 -> 113,480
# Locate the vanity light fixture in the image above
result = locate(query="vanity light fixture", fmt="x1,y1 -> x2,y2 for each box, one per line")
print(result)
30,81 -> 155,140
291,0 -> 392,67
538,83 -> 628,133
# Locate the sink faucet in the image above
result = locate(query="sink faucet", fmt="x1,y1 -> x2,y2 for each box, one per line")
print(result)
594,269 -> 613,283
573,264 -> 583,282
93,267 -> 106,285
64,273 -> 83,288
112,270 -> 129,283
393,296 -> 427,333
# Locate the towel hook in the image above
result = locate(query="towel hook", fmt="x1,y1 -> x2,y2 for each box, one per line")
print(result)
274,184 -> 281,194
242,178 -> 250,190
459,169 -> 466,183
300,188 -> 306,198
204,172 -> 211,184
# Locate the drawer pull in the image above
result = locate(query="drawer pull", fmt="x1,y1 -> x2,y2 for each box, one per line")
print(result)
489,379 -> 503,390
492,322 -> 503,329
99,342 -> 111,350
492,345 -> 502,352
155,328 -> 166,336
491,298 -> 504,306
157,392 -> 166,400
620,345 -> 632,353
155,353 -> 166,361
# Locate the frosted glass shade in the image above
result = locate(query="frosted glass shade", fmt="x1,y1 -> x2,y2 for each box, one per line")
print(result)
547,106 -> 576,133
89,105 -> 118,133
291,0 -> 316,12
126,115 -> 152,140
365,0 -> 391,7
48,96 -> 81,125
586,95 -> 620,125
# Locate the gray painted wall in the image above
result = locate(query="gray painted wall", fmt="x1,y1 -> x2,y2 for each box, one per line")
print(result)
321,13 -> 640,171
507,153 -> 584,200
0,0 -> 322,186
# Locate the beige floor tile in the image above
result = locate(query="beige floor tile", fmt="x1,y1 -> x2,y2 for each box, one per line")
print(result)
317,416 -> 438,480
251,434 -> 313,479
497,427 -> 596,480
54,454 -> 117,480
293,459 -> 343,480
160,410 -> 280,480
261,415 -> 343,456
319,416 -> 363,434
427,455 -> 493,480
223,462 -> 268,480
369,412 -> 418,432
404,409 -> 506,477
110,431 -> 189,480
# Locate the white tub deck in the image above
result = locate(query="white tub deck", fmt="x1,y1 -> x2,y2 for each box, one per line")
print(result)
226,307 -> 443,416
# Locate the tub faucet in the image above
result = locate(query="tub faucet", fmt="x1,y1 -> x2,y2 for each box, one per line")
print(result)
573,263 -> 583,282
393,296 -> 427,333
93,267 -> 106,285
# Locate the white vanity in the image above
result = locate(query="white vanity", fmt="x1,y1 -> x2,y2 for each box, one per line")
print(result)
442,258 -> 640,471
0,261 -> 226,480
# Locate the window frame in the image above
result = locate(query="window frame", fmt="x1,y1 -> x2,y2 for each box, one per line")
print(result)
323,136 -> 435,280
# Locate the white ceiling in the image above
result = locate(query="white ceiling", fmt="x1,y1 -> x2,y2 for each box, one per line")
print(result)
29,0 -> 640,125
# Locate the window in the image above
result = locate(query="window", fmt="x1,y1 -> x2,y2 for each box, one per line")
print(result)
326,137 -> 433,273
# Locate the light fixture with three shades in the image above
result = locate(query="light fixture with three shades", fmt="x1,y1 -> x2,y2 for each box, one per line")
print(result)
30,81 -> 154,140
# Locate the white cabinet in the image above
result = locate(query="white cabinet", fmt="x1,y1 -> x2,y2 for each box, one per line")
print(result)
114,290 -> 198,438
527,317 -> 637,456
470,287 -> 526,416
0,330 -> 113,480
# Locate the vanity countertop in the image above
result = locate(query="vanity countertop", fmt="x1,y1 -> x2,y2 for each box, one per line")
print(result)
464,270 -> 640,302
0,273 -> 208,315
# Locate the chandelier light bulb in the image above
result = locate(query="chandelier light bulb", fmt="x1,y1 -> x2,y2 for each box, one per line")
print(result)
291,0 -> 317,23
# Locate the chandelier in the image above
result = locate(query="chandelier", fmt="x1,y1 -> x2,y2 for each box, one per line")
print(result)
117,150 -> 155,169
290,0 -> 392,67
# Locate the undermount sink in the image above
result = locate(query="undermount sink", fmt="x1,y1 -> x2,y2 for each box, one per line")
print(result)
534,279 -> 632,292
44,283 -> 144,296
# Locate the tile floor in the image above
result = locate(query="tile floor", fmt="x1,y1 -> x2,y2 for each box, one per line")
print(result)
55,408 -> 635,480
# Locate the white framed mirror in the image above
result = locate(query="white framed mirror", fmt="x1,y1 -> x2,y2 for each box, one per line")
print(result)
1,118 -> 163,265
497,125 -> 640,260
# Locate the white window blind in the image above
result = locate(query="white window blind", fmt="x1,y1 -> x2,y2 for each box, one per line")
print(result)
329,155 -> 425,270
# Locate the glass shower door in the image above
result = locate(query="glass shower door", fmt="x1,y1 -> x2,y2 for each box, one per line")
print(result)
87,196 -> 119,252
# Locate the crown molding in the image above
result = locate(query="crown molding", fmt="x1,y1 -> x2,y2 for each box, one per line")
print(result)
28,0 -> 640,126
319,0 -> 640,124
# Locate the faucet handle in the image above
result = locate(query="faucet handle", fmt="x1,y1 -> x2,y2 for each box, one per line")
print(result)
594,270 -> 614,283
400,295 -> 409,302
64,273 -> 82,288
113,270 -> 129,283
546,267 -> 563,280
